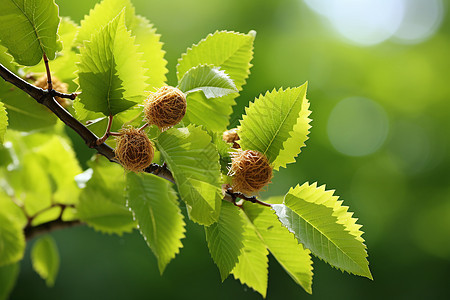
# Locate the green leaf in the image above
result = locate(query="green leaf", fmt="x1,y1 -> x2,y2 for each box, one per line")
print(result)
129,15 -> 168,89
0,211 -> 25,266
231,210 -> 269,298
242,202 -> 313,294
0,0 -> 61,66
178,65 -> 238,99
0,84 -> 57,132
273,183 -> 372,279
238,84 -> 308,170
31,235 -> 59,287
126,172 -> 186,274
177,30 -> 255,131
205,201 -> 244,281
77,156 -> 136,235
74,0 -> 135,47
75,11 -> 147,116
0,262 -> 19,300
0,190 -> 27,228
0,103 -> 7,143
155,125 -> 222,225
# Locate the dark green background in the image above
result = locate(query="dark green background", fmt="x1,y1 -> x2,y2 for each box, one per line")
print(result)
11,0 -> 450,299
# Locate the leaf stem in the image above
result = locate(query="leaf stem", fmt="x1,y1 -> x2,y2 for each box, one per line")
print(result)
42,52 -> 53,91
96,114 -> 114,145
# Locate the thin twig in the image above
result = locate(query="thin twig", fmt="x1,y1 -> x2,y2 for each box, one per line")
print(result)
224,185 -> 272,207
43,53 -> 53,91
50,89 -> 79,100
25,219 -> 83,241
96,114 -> 114,145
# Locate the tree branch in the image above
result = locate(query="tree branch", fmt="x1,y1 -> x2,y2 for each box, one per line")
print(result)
0,63 -> 174,183
25,219 -> 83,241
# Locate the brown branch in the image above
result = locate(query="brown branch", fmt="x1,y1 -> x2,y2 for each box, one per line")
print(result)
0,63 -> 175,183
223,185 -> 272,207
25,219 -> 83,241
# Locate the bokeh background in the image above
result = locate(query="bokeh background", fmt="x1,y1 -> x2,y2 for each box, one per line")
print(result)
10,0 -> 450,299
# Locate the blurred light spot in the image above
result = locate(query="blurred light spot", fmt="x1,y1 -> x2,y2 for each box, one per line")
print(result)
393,0 -> 444,44
327,97 -> 389,157
303,0 -> 443,45
304,0 -> 404,46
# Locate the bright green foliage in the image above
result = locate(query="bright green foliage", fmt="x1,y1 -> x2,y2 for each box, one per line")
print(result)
74,0 -> 135,47
0,0 -> 61,66
0,45 -> 16,73
0,84 -> 57,132
238,84 -> 308,170
31,207 -> 62,227
31,235 -> 60,287
0,263 -> 19,300
177,31 -> 255,131
129,15 -> 168,89
243,203 -> 313,294
0,103 -> 7,143
178,65 -> 238,98
0,212 -> 25,266
273,182 -> 371,278
126,173 -> 186,273
232,210 -> 269,298
205,201 -> 244,281
0,191 -> 26,228
75,11 -> 147,116
77,157 -> 136,235
156,125 -> 222,225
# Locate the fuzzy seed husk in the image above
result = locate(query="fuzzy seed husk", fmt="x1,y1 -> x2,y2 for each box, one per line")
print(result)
144,86 -> 187,130
34,75 -> 70,107
230,150 -> 272,195
114,126 -> 154,172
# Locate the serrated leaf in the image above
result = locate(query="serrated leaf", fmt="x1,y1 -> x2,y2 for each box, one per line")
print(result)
75,11 -> 146,116
242,202 -> 313,294
155,125 -> 222,225
177,30 -> 255,131
273,183 -> 371,279
0,84 -> 57,132
129,15 -> 167,89
238,84 -> 308,170
77,156 -> 136,235
0,262 -> 19,300
0,0 -> 61,66
31,235 -> 59,287
126,172 -> 185,274
232,210 -> 269,298
205,201 -> 244,281
0,212 -> 25,266
178,65 -> 238,99
0,103 -> 7,143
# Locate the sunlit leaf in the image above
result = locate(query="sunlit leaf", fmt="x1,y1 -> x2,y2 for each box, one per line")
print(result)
126,172 -> 185,273
243,202 -> 313,294
0,0 -> 61,66
205,201 -> 244,281
0,103 -> 7,143
177,30 -> 255,131
0,262 -> 19,300
31,235 -> 59,287
0,212 -> 25,266
75,11 -> 147,116
238,84 -> 308,170
155,125 -> 222,225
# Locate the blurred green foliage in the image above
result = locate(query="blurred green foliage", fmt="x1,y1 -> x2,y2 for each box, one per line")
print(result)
10,0 -> 450,299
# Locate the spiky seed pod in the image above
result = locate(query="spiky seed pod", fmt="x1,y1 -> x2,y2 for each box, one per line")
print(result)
230,149 -> 273,195
144,86 -> 187,130
114,126 -> 154,172
34,75 -> 70,107
222,128 -> 240,149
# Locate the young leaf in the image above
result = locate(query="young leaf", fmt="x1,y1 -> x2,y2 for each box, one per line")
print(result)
232,210 -> 269,298
155,125 -> 222,225
75,11 -> 147,116
74,0 -> 135,46
77,157 -> 136,235
178,65 -> 238,98
238,84 -> 308,170
0,212 -> 25,266
31,235 -> 59,287
242,202 -> 313,294
177,30 -> 255,131
0,103 -> 7,143
273,183 -> 372,279
126,173 -> 186,274
129,15 -> 168,89
205,201 -> 244,281
0,0 -> 61,66
0,262 -> 19,300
